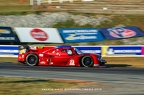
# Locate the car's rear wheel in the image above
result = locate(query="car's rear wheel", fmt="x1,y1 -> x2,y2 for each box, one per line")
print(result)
80,56 -> 94,67
25,54 -> 38,66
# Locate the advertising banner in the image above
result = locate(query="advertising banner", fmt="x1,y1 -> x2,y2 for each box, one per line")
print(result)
102,45 -> 143,57
59,28 -> 105,43
0,27 -> 19,42
0,45 -> 19,57
73,46 -> 102,55
14,28 -> 64,43
100,26 -> 144,40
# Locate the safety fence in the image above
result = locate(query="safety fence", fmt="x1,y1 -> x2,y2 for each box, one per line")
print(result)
1,45 -> 144,57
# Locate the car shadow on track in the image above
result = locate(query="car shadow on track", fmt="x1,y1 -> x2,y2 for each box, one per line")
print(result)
106,64 -> 132,68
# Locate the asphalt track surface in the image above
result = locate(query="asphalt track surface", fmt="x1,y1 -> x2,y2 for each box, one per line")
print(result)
0,63 -> 144,95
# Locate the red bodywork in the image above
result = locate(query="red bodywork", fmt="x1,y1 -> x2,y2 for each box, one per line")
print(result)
18,46 -> 106,67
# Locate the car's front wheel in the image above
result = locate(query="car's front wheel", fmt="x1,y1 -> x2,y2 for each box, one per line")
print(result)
80,56 -> 94,67
25,54 -> 38,66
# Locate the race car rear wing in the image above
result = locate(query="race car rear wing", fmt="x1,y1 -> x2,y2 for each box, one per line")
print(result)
18,45 -> 38,54
18,45 -> 55,54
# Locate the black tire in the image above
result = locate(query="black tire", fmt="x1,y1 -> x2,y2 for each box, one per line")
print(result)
25,54 -> 38,66
80,56 -> 94,67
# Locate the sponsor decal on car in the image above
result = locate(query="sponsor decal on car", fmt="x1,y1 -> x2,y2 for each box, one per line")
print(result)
40,61 -> 46,64
50,62 -> 53,65
69,59 -> 75,66
30,28 -> 48,41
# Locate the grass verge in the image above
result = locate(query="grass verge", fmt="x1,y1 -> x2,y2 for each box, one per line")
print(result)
0,57 -> 18,63
0,76 -> 97,95
104,57 -> 144,68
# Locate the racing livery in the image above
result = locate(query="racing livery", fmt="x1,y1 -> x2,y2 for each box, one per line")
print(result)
18,45 -> 106,67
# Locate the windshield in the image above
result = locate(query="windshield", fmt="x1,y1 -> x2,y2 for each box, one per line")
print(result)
74,48 -> 83,55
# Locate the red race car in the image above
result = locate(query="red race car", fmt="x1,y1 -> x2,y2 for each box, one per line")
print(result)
18,45 -> 107,67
